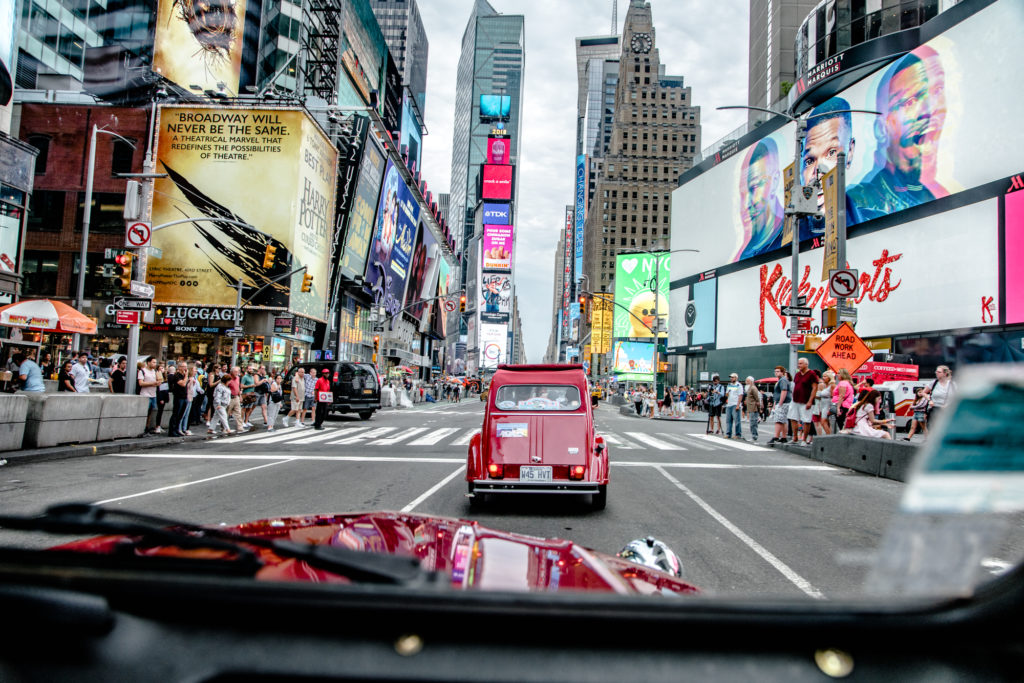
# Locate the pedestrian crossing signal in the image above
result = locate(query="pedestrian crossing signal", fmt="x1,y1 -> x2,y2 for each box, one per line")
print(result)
262,244 -> 277,269
301,273 -> 313,292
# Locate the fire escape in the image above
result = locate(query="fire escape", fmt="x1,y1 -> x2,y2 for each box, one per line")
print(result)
300,0 -> 342,104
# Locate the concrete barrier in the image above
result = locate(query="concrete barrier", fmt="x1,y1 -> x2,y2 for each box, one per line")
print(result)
0,394 -> 28,451
788,434 -> 918,482
23,393 -> 102,448
98,394 -> 151,441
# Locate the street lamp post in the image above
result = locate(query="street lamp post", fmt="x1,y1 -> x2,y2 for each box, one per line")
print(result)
73,125 -> 136,353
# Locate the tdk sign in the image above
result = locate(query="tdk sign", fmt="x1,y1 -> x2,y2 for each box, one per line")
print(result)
482,202 -> 510,225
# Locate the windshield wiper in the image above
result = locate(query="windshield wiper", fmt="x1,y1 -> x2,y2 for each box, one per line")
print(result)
0,503 -> 439,587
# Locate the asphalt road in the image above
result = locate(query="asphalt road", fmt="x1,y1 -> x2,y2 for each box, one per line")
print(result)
0,399 -> 907,599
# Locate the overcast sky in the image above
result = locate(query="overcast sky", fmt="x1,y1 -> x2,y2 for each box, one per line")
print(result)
417,0 -> 749,362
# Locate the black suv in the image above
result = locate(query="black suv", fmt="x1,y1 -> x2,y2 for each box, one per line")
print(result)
284,362 -> 381,420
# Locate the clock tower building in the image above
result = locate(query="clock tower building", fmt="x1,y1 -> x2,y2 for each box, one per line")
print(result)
580,0 -> 702,374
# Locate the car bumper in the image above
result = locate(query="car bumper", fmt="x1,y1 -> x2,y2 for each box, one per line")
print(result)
470,480 -> 602,494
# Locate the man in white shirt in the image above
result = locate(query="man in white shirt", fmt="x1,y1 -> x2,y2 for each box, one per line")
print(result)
723,373 -> 744,439
70,352 -> 92,393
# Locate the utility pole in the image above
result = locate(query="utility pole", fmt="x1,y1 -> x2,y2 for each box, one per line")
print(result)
787,118 -> 808,375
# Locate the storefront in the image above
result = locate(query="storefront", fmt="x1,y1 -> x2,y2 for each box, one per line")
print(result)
271,313 -> 318,365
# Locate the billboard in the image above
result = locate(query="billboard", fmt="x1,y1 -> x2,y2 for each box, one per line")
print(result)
480,95 -> 511,121
479,271 -> 512,324
151,106 -> 336,321
481,202 -> 511,225
400,93 -> 422,171
480,323 -> 508,369
405,222 -> 440,324
487,136 -> 510,165
339,135 -> 386,281
481,164 -> 514,201
668,277 -> 718,354
153,0 -> 246,96
560,208 -> 573,342
614,252 -> 669,339
671,0 -> 1024,279
482,224 -> 514,270
574,154 -> 587,282
591,294 -> 614,355
612,341 -> 654,380
431,256 -> 452,339
364,159 -> 421,318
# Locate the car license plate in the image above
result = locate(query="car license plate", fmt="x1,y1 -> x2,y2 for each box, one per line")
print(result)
363,389 -> 373,394
519,466 -> 552,482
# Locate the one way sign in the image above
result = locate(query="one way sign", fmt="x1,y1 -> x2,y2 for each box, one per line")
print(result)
114,296 -> 152,311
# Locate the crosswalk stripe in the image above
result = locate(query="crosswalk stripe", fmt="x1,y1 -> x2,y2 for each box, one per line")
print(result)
689,434 -> 772,452
213,425 -> 304,444
624,432 -> 682,451
601,433 -> 637,449
450,428 -> 477,445
408,427 -> 460,445
326,427 -> 395,445
368,427 -> 429,445
288,427 -> 367,445
238,425 -> 352,445
657,432 -> 713,451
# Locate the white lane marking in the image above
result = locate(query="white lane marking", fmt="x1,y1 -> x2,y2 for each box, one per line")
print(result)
658,432 -> 713,451
93,459 -> 294,505
368,427 -> 429,445
212,425 -> 303,443
615,462 -> 834,470
450,429 -> 478,446
401,466 -> 466,513
624,432 -> 682,451
689,434 -> 772,452
289,427 -> 367,445
238,425 -> 356,445
654,466 -> 825,600
601,433 -> 637,449
326,427 -> 395,445
408,427 -> 460,446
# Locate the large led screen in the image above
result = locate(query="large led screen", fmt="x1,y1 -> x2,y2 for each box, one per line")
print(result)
339,135 -> 386,281
613,252 -> 669,339
153,0 -> 246,96
481,202 -> 511,225
480,164 -> 514,201
364,159 -> 421,318
480,323 -> 508,369
671,0 -> 1024,279
482,224 -> 514,270
478,271 -> 512,324
480,95 -> 511,121
487,136 -> 510,165
612,340 -> 654,381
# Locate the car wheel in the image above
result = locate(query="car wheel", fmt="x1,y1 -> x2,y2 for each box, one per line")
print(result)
468,483 -> 486,509
358,411 -> 373,420
592,485 -> 607,511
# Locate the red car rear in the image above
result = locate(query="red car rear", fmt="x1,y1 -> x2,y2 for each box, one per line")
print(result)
466,364 -> 609,509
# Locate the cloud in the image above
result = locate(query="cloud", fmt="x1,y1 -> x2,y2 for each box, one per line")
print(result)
418,0 -> 748,362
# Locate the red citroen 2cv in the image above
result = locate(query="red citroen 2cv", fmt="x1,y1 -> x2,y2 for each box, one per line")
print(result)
466,364 -> 609,510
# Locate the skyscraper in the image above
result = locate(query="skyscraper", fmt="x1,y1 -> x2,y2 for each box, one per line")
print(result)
747,0 -> 819,112
369,0 -> 429,119
448,0 -> 524,287
581,0 -> 701,373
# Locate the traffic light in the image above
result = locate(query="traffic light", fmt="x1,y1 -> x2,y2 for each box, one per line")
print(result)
113,252 -> 133,290
372,335 -> 380,364
262,244 -> 277,269
301,273 -> 313,292
459,294 -> 466,313
578,294 -> 586,317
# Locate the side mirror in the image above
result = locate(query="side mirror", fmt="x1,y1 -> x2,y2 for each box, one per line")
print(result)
595,440 -> 606,453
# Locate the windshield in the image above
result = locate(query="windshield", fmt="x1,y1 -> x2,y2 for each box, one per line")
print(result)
1,0 -> 1022,622
494,384 -> 582,411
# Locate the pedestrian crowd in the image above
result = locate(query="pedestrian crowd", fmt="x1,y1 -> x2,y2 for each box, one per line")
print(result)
627,384 -> 688,418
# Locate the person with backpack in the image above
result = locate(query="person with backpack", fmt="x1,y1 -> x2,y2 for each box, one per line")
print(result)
743,376 -> 762,442
706,375 -> 725,435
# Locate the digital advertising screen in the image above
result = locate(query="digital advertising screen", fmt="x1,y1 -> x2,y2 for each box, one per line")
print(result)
671,0 -> 1024,280
486,136 -> 510,165
405,221 -> 439,324
668,277 -> 718,353
339,125 -> 385,281
481,202 -> 511,225
364,159 -> 421,318
480,323 -> 508,369
478,271 -> 512,324
482,224 -> 514,270
480,164 -> 514,201
612,340 -> 655,381
479,95 -> 511,121
613,252 -> 670,339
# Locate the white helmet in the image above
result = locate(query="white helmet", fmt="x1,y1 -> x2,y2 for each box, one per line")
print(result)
617,536 -> 684,578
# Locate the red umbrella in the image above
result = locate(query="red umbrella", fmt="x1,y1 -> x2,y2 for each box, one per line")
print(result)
0,299 -> 97,335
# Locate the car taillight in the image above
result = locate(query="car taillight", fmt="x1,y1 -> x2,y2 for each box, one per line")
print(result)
569,466 -> 585,480
487,464 -> 503,479
333,371 -> 339,383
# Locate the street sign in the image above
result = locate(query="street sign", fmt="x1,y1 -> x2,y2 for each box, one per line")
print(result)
789,334 -> 806,345
781,305 -> 813,318
114,296 -> 152,311
114,310 -> 140,325
125,221 -> 152,248
797,317 -> 813,331
815,322 -> 873,376
838,304 -> 858,322
224,329 -> 245,338
828,269 -> 860,299
796,295 -> 808,306
442,298 -> 457,312
372,325 -> 385,332
129,280 -> 155,298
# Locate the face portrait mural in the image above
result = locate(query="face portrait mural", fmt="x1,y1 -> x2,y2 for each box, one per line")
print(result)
848,46 -> 949,221
374,169 -> 399,266
800,97 -> 859,233
736,139 -> 785,261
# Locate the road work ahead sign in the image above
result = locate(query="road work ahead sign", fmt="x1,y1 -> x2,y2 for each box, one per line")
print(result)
815,322 -> 873,376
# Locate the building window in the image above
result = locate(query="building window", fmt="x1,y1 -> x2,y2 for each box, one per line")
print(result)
111,139 -> 136,176
21,251 -> 59,296
27,135 -> 49,175
76,192 -> 127,234
26,190 -> 64,232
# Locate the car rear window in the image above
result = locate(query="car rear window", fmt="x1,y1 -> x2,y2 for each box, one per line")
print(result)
493,385 -> 581,411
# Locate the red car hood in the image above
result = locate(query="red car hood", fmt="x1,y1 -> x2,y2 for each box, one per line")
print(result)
55,510 -> 699,596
